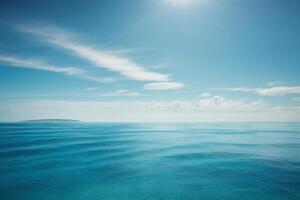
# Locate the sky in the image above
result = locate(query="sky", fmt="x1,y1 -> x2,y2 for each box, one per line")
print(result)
0,0 -> 300,122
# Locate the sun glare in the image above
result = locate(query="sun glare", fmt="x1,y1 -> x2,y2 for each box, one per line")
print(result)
165,0 -> 196,7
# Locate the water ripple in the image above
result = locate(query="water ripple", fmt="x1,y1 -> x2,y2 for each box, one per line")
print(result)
0,122 -> 300,200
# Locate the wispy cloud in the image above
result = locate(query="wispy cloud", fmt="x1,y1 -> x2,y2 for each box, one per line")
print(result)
200,92 -> 211,97
198,95 -> 268,111
136,100 -> 192,110
100,90 -> 141,97
255,86 -> 300,96
0,54 -> 82,75
17,25 -> 171,82
227,86 -> 300,96
84,88 -> 98,91
144,82 -> 185,90
0,54 -> 114,83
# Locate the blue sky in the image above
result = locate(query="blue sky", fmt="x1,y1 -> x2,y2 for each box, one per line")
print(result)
0,0 -> 300,121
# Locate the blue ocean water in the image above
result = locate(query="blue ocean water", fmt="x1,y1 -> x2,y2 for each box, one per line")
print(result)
0,122 -> 299,200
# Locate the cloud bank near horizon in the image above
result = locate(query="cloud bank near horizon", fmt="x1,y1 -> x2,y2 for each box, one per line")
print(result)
2,96 -> 300,122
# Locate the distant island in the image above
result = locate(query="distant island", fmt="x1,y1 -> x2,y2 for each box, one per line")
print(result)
23,119 -> 80,123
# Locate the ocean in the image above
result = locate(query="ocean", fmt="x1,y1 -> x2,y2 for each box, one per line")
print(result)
0,122 -> 299,200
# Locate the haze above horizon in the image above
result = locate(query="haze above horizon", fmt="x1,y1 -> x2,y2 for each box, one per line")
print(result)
0,0 -> 300,122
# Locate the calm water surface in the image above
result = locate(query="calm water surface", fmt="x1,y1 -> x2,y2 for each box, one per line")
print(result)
0,122 -> 299,200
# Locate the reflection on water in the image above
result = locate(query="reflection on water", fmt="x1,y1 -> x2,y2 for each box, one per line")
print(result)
0,122 -> 300,200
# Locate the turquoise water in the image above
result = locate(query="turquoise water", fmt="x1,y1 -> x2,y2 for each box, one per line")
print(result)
0,122 -> 300,200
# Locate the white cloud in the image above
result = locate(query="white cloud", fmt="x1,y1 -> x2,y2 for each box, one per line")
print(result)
227,86 -> 300,96
144,82 -> 185,90
17,25 -> 170,82
227,87 -> 253,92
0,54 -> 113,83
200,92 -> 211,97
256,86 -> 300,96
0,54 -> 82,75
84,88 -> 98,91
198,96 -> 269,111
100,90 -> 141,97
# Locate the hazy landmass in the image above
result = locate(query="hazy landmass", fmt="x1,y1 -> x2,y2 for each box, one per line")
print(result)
23,119 -> 80,123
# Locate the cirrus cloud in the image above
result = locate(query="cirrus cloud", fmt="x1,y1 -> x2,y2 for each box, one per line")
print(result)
17,25 -> 170,82
0,54 -> 113,83
144,82 -> 185,90
227,86 -> 300,96
99,90 -> 141,97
